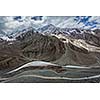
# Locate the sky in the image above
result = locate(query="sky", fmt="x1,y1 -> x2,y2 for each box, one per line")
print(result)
0,16 -> 100,35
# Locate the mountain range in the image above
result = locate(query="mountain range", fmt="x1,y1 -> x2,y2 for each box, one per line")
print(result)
0,23 -> 100,41
0,24 -> 100,68
0,16 -> 100,38
0,16 -> 100,82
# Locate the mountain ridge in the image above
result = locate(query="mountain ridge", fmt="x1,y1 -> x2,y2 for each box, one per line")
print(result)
1,24 -> 100,41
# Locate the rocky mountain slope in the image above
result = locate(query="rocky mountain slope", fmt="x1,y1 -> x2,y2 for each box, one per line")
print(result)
0,26 -> 100,71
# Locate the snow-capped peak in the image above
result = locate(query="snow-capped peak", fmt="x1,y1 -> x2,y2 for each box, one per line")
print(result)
37,24 -> 95,36
1,36 -> 15,41
38,24 -> 56,33
8,26 -> 38,39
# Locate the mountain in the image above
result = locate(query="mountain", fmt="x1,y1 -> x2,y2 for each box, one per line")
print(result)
0,23 -> 100,51
1,16 -> 100,38
0,16 -> 100,82
38,24 -> 60,34
0,26 -> 100,70
1,25 -> 100,82
1,24 -> 99,48
8,27 -> 38,39
38,24 -> 86,35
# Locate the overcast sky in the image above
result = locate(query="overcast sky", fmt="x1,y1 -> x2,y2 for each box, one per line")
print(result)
0,16 -> 100,34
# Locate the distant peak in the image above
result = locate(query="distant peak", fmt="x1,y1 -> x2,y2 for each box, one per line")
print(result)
42,24 -> 56,29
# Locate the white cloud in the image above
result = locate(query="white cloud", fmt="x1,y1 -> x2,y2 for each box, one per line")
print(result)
0,16 -> 100,36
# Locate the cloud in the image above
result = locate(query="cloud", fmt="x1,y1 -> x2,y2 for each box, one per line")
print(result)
0,16 -> 100,36
31,16 -> 43,21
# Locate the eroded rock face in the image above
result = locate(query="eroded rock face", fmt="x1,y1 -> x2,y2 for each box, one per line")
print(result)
83,33 -> 100,47
0,32 -> 66,69
1,29 -> 100,70
93,29 -> 100,37
0,42 -> 28,69
68,32 -> 100,47
21,35 -> 66,61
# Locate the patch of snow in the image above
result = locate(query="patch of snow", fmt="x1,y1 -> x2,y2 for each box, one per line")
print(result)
1,36 -> 16,41
7,61 -> 58,74
64,65 -> 90,69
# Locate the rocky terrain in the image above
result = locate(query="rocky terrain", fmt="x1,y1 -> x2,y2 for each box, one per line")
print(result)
0,26 -> 100,82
